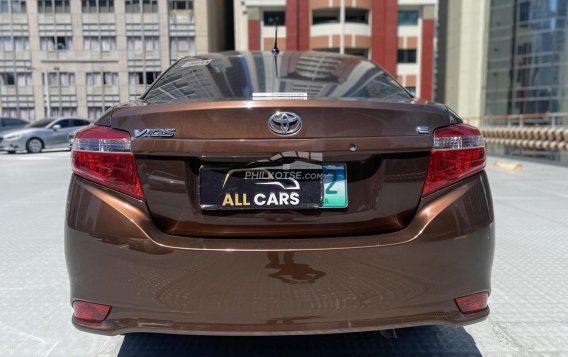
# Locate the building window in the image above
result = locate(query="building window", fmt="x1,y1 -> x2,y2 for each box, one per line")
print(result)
38,0 -> 70,14
0,1 -> 26,14
398,10 -> 419,25
169,0 -> 192,11
263,11 -> 285,26
84,36 -> 117,51
519,2 -> 530,22
397,49 -> 417,63
312,8 -> 340,24
0,37 -> 30,51
48,107 -> 77,117
313,48 -> 340,53
345,8 -> 368,24
1,108 -> 35,120
86,72 -> 118,86
344,48 -> 368,58
87,107 -> 104,119
82,0 -> 114,13
0,73 -> 31,86
40,36 -> 73,51
127,36 -> 160,51
170,36 -> 195,60
129,71 -> 160,86
0,73 -> 15,86
170,37 -> 193,51
17,73 -> 32,86
45,72 -> 75,86
125,0 -> 157,13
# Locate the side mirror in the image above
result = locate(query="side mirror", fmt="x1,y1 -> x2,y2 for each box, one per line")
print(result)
52,124 -> 61,131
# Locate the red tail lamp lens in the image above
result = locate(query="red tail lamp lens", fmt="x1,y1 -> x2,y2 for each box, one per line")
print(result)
71,126 -> 144,200
73,300 -> 111,323
422,124 -> 486,196
455,292 -> 489,314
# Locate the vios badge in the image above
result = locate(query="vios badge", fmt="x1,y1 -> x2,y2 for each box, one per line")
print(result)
268,112 -> 302,135
133,128 -> 176,138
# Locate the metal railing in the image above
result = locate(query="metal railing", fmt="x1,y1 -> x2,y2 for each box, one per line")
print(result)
463,113 -> 568,162
465,112 -> 568,128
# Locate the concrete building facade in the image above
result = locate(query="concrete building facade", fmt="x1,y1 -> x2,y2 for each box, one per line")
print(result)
233,0 -> 438,99
436,0 -> 489,126
0,0 -> 227,121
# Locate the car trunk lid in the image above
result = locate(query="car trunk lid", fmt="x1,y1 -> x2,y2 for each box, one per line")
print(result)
111,100 -> 450,238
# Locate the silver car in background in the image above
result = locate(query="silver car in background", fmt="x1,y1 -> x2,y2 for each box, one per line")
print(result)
0,118 -> 91,154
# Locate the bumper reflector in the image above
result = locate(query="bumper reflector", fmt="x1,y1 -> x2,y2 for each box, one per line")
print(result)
73,300 -> 111,323
455,292 -> 489,314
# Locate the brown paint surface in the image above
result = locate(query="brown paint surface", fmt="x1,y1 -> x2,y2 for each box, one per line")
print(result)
65,51 -> 494,336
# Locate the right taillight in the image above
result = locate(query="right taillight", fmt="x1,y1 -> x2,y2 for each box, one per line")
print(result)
71,125 -> 144,200
422,124 -> 486,196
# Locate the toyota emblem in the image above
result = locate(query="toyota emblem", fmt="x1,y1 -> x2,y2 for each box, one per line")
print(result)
268,112 -> 302,135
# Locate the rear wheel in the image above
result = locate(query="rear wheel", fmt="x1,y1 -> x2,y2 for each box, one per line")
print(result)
26,138 -> 43,154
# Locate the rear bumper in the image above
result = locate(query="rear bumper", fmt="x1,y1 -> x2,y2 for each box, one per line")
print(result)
65,172 -> 494,336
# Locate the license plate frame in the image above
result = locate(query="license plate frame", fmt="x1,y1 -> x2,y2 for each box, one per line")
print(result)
199,162 -> 347,210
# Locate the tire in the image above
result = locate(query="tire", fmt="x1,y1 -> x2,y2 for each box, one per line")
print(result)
26,138 -> 43,154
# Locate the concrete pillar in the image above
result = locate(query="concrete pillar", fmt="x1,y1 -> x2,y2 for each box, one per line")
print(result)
26,0 -> 46,119
194,0 -> 209,54
234,0 -> 248,51
115,0 -> 129,102
158,0 -> 170,71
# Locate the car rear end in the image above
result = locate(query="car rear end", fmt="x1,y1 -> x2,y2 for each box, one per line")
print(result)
65,52 -> 494,335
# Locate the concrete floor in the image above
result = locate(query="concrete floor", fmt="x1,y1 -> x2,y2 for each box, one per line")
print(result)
0,151 -> 567,356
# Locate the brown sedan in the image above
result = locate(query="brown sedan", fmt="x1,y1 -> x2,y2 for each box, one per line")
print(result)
65,51 -> 494,336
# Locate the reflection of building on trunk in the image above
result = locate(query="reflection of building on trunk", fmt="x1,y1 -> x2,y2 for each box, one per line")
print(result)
265,252 -> 325,284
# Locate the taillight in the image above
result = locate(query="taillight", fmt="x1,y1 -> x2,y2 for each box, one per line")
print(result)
455,292 -> 489,314
73,300 -> 111,323
422,124 -> 486,196
71,125 -> 144,200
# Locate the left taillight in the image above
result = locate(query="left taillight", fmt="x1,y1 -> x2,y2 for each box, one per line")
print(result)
73,300 -> 111,323
422,123 -> 486,196
71,125 -> 144,200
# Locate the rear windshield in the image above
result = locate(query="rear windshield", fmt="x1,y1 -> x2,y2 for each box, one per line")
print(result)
27,119 -> 54,128
143,52 -> 412,104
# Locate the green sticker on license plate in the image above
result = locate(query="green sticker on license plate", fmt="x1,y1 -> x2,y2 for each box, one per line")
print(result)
322,164 -> 347,208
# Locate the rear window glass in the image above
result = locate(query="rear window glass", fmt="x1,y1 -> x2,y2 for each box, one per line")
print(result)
4,118 -> 26,126
72,119 -> 90,126
27,119 -> 54,128
142,52 -> 412,104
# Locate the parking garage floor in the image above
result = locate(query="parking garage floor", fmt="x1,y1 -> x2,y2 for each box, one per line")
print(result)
0,151 -> 567,356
